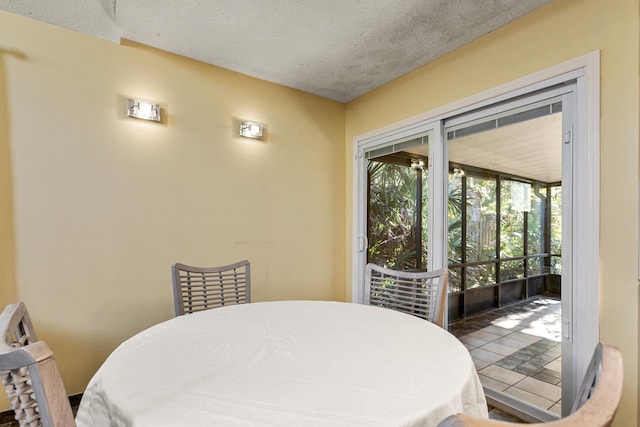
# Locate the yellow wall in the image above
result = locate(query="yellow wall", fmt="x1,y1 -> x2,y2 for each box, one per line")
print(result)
1,0 -> 638,425
345,0 -> 638,425
0,11 -> 345,408
0,47 -> 16,307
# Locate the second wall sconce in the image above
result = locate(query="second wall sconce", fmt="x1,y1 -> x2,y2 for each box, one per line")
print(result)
239,121 -> 264,140
127,99 -> 161,122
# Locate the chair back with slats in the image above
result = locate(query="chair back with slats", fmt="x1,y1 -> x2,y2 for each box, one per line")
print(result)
172,260 -> 251,316
437,342 -> 623,427
365,263 -> 448,327
0,302 -> 75,427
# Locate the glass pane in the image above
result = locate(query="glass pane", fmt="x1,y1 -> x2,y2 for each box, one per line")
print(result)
466,264 -> 496,289
366,139 -> 429,271
527,185 -> 545,255
500,180 -> 527,258
501,259 -> 525,281
448,266 -> 463,293
448,172 -> 463,264
444,96 -> 564,417
551,255 -> 562,275
550,186 -> 562,256
466,176 -> 497,262
527,256 -> 544,276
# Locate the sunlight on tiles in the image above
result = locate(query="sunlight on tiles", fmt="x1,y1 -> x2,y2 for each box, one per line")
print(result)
449,298 -> 562,416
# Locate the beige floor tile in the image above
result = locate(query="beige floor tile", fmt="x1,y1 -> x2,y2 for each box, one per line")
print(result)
545,358 -> 562,372
461,341 -> 475,351
481,325 -> 513,337
479,341 -> 518,356
519,326 -> 559,341
494,331 -> 541,348
479,365 -> 526,386
491,318 -> 525,330
459,334 -> 489,348
513,377 -> 562,402
492,336 -> 532,351
505,312 -> 535,321
519,313 -> 561,340
468,329 -> 504,342
473,358 -> 490,371
504,386 -> 555,410
548,402 -> 562,417
479,374 -> 510,391
470,348 -> 505,364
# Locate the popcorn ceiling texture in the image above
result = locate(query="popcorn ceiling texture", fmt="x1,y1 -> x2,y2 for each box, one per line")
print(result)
0,0 -> 551,102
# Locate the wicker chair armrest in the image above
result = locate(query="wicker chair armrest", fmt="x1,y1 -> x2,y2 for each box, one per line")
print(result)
0,341 -> 52,371
438,344 -> 623,427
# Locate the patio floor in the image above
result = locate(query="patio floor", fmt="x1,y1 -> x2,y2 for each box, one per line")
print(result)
449,297 -> 562,416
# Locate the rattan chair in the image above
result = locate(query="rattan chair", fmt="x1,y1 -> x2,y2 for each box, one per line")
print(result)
437,342 -> 623,427
365,263 -> 448,327
172,260 -> 251,316
0,302 -> 75,427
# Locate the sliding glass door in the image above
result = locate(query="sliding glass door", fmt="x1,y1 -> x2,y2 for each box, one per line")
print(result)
445,97 -> 564,321
353,57 -> 599,421
444,91 -> 572,418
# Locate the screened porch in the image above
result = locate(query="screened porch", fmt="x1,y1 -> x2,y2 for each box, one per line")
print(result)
367,155 -> 562,323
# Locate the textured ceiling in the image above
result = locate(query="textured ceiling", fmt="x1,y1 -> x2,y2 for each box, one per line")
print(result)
0,0 -> 552,102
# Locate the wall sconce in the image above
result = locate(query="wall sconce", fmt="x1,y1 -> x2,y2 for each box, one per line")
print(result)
239,121 -> 264,140
127,99 -> 161,122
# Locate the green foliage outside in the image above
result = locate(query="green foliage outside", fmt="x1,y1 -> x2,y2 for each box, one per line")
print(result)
368,158 -> 562,293
367,161 -> 428,270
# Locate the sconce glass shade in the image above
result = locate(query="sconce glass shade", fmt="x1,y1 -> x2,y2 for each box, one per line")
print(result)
240,121 -> 263,139
410,158 -> 425,170
452,167 -> 465,177
127,99 -> 161,122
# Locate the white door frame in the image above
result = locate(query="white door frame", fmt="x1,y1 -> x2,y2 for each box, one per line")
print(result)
351,51 -> 600,413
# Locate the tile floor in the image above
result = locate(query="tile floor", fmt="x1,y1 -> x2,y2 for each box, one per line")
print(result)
449,297 -> 562,416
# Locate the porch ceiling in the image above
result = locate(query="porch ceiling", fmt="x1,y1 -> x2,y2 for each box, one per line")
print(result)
402,113 -> 562,183
448,113 -> 562,183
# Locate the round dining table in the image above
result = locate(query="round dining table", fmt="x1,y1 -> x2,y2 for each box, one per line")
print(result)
76,301 -> 487,426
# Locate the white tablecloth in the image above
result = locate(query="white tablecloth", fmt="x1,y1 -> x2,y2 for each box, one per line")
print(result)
76,301 -> 487,426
